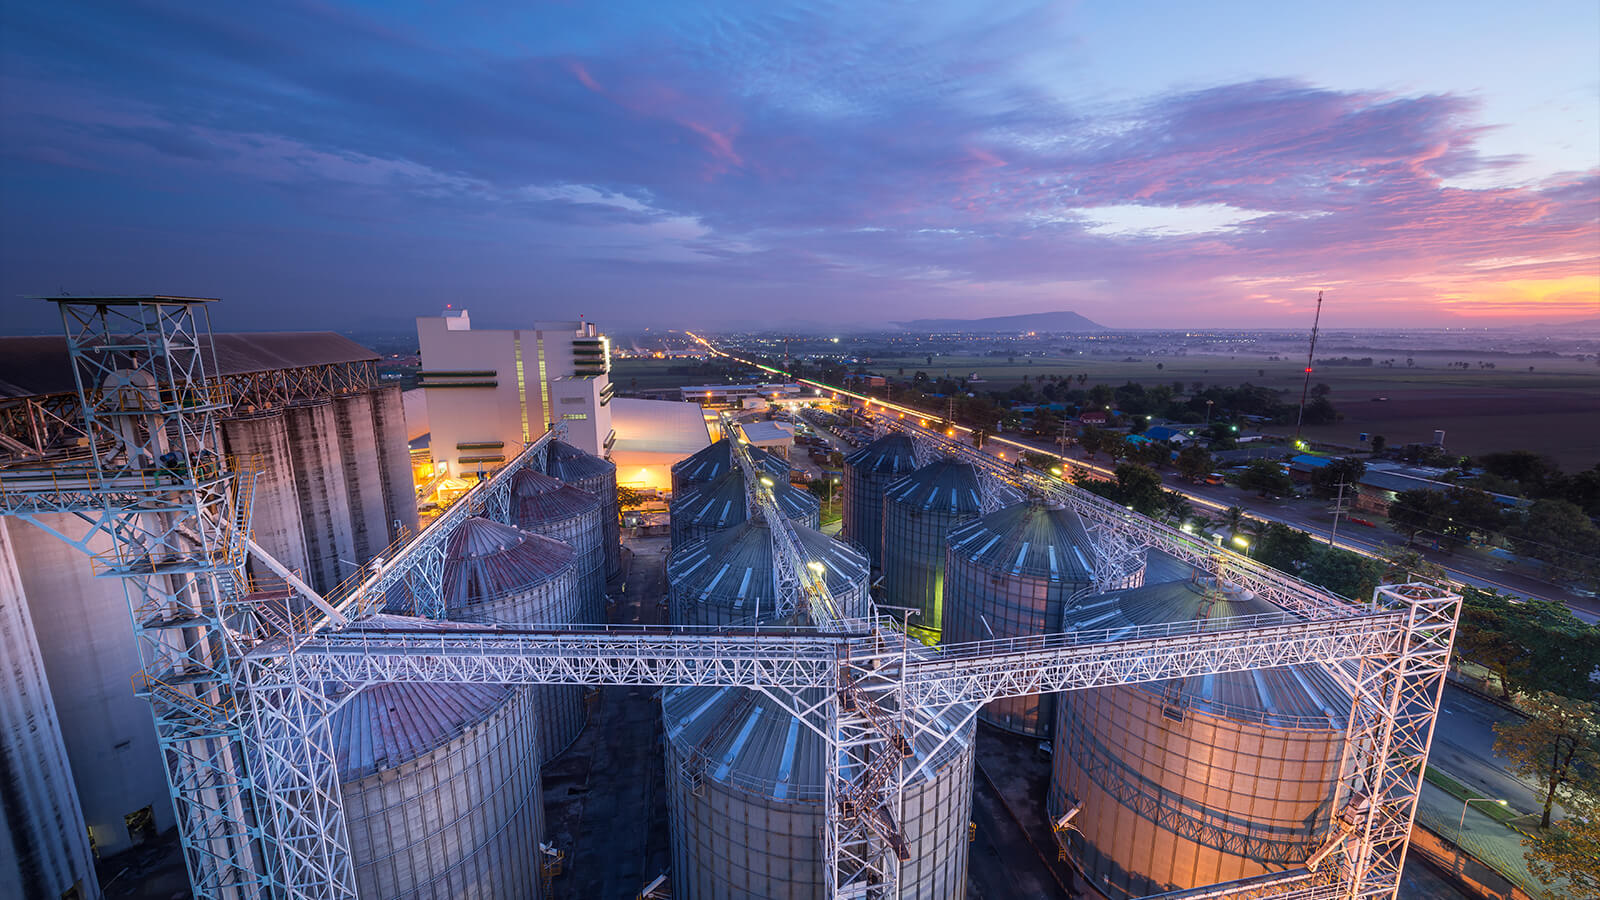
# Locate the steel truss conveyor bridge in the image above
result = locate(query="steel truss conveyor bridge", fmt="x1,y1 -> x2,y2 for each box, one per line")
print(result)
0,298 -> 1460,900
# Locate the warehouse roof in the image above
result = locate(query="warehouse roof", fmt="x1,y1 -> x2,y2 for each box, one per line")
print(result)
0,332 -> 379,400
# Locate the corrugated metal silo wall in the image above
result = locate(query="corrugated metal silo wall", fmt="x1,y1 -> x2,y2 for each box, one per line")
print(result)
547,445 -> 622,580
515,505 -> 606,625
333,392 -> 392,566
369,385 -> 420,539
671,499 -> 820,550
0,520 -> 102,900
942,554 -> 1084,737
285,399 -> 358,592
1048,684 -> 1343,899
450,569 -> 589,764
880,500 -> 975,641
662,705 -> 975,899
342,689 -> 544,900
221,410 -> 311,583
5,515 -> 173,859
841,459 -> 897,568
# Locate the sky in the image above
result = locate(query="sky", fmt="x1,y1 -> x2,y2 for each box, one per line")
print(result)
2,0 -> 1597,333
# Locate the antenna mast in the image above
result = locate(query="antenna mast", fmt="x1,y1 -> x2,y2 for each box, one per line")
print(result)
1294,291 -> 1324,442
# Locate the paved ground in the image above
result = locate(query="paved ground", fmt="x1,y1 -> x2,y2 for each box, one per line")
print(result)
1416,781 -> 1548,900
1432,684 -> 1545,816
542,536 -> 673,899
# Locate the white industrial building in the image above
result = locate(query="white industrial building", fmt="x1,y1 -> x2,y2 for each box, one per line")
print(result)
417,309 -> 614,475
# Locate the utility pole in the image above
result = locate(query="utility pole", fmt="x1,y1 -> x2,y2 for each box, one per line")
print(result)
1329,478 -> 1349,547
1295,290 -> 1324,443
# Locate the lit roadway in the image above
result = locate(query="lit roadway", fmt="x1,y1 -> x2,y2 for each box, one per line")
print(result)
687,333 -> 1595,621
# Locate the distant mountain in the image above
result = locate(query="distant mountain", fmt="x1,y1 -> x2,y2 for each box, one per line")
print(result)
893,310 -> 1107,333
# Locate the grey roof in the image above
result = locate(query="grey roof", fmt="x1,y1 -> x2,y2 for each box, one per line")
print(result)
510,469 -> 603,522
545,439 -> 615,482
947,501 -> 1095,583
672,439 -> 788,487
331,682 -> 515,782
667,519 -> 870,623
663,636 -> 971,802
0,332 -> 379,400
672,469 -> 819,532
884,458 -> 982,514
1068,580 -> 1349,729
844,433 -> 917,476
441,517 -> 576,608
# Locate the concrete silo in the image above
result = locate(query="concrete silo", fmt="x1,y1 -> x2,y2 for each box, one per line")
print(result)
670,469 -> 819,550
666,519 -> 870,627
841,433 -> 917,568
880,458 -> 983,642
1048,580 -> 1350,899
443,516 -> 586,761
284,399 -> 358,591
221,410 -> 311,583
943,500 -> 1115,737
670,439 -> 788,496
332,683 -> 544,900
544,438 -> 621,580
333,391 -> 393,565
369,384 -> 420,539
509,470 -> 606,624
0,520 -> 101,899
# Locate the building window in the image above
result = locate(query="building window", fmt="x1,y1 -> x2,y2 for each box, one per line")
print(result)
561,413 -> 588,421
514,337 -> 529,443
536,333 -> 551,429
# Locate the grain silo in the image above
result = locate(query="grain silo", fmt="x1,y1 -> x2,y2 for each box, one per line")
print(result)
332,683 -> 544,900
509,470 -> 606,624
221,410 -> 311,582
0,519 -> 101,900
443,516 -> 586,761
284,399 -> 358,591
943,500 -> 1113,737
670,469 -> 820,550
544,438 -> 622,579
333,391 -> 393,565
841,433 -> 917,568
880,458 -> 984,642
666,519 -> 870,627
1048,580 -> 1349,899
369,384 -> 421,539
662,674 -> 975,898
671,439 -> 788,495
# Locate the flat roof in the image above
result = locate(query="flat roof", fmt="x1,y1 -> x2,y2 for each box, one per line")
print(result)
0,332 -> 380,400
609,397 -> 712,454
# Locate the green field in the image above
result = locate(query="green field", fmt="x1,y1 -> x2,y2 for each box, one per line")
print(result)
860,351 -> 1600,468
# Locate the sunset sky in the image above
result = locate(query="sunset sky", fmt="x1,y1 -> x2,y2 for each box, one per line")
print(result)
2,1 -> 1596,332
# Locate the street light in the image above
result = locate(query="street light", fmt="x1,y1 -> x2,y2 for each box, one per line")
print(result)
1231,535 -> 1251,556
1457,798 -> 1506,846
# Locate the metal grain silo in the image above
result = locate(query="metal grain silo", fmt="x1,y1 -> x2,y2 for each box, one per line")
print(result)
1048,580 -> 1350,900
671,439 -> 789,495
662,676 -> 974,899
666,519 -> 871,627
545,438 -> 621,579
0,519 -> 101,900
670,469 -> 820,549
880,459 -> 983,642
333,683 -> 544,900
509,469 -> 606,624
221,409 -> 311,583
943,500 -> 1114,737
842,433 -> 917,568
443,516 -> 586,761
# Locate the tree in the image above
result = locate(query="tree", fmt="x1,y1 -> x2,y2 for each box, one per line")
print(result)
1525,813 -> 1600,900
1079,425 -> 1107,458
1388,489 -> 1449,545
1301,547 -> 1385,600
1370,434 -> 1386,454
1310,457 -> 1366,500
1511,499 -> 1600,587
1253,521 -> 1315,573
616,485 -> 647,510
1494,692 -> 1600,828
1113,463 -> 1165,517
1174,444 -> 1213,483
1237,459 -> 1293,497
1032,407 -> 1062,438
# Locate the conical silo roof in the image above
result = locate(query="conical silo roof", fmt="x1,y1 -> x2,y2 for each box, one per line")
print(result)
947,500 -> 1095,583
331,682 -> 515,781
884,458 -> 982,515
673,439 -> 789,489
668,519 -> 869,624
1068,580 -> 1349,727
674,468 -> 818,533
844,433 -> 917,475
510,468 -> 603,522
441,516 -> 576,608
545,438 -> 615,482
